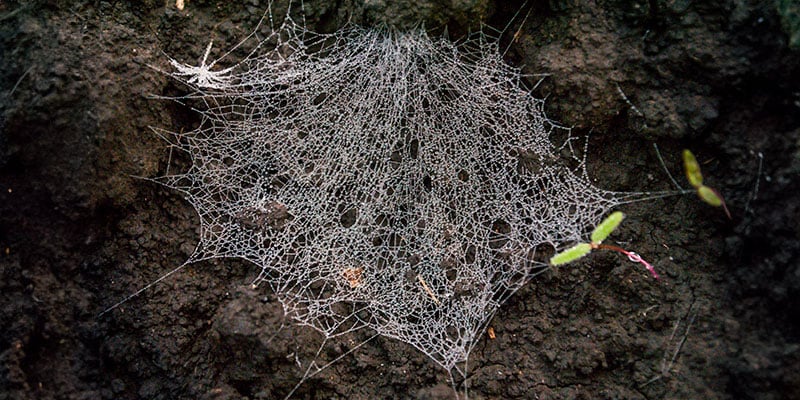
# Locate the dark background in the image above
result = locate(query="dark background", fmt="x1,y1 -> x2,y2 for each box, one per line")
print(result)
1,1 -> 799,399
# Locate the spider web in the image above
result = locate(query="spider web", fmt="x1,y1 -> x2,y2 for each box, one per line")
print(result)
154,14 -> 635,391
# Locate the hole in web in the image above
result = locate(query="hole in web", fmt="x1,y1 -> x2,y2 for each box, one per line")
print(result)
389,147 -> 402,168
419,97 -> 432,116
422,175 -> 433,192
339,207 -> 357,228
480,125 -> 495,139
312,92 -> 328,105
445,267 -> 457,282
464,244 -> 476,264
437,82 -> 460,101
457,169 -> 469,182
409,138 -> 419,159
374,213 -> 389,227
270,174 -> 291,190
489,219 -> 511,249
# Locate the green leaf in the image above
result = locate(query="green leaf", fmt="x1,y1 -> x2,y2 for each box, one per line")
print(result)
697,185 -> 722,207
591,211 -> 624,244
683,149 -> 703,188
550,243 -> 592,266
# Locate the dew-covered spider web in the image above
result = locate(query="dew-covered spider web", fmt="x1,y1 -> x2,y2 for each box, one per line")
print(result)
151,12 -> 650,394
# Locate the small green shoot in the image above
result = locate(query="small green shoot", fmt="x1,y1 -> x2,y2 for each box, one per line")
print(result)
590,211 -> 624,244
549,212 -> 660,280
682,149 -> 731,219
697,186 -> 722,207
682,149 -> 704,187
550,243 -> 592,266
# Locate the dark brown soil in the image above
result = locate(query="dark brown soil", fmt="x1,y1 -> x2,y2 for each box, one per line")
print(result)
2,1 -> 799,399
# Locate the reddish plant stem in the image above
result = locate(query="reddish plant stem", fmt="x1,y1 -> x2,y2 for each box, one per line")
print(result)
709,186 -> 733,220
593,243 -> 660,280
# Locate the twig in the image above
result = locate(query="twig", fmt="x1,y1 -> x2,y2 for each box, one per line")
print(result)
418,275 -> 441,305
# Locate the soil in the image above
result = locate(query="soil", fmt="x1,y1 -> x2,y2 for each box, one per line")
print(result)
2,1 -> 799,399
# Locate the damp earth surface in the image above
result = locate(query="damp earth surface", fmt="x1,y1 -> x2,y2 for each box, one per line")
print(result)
1,1 -> 799,399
